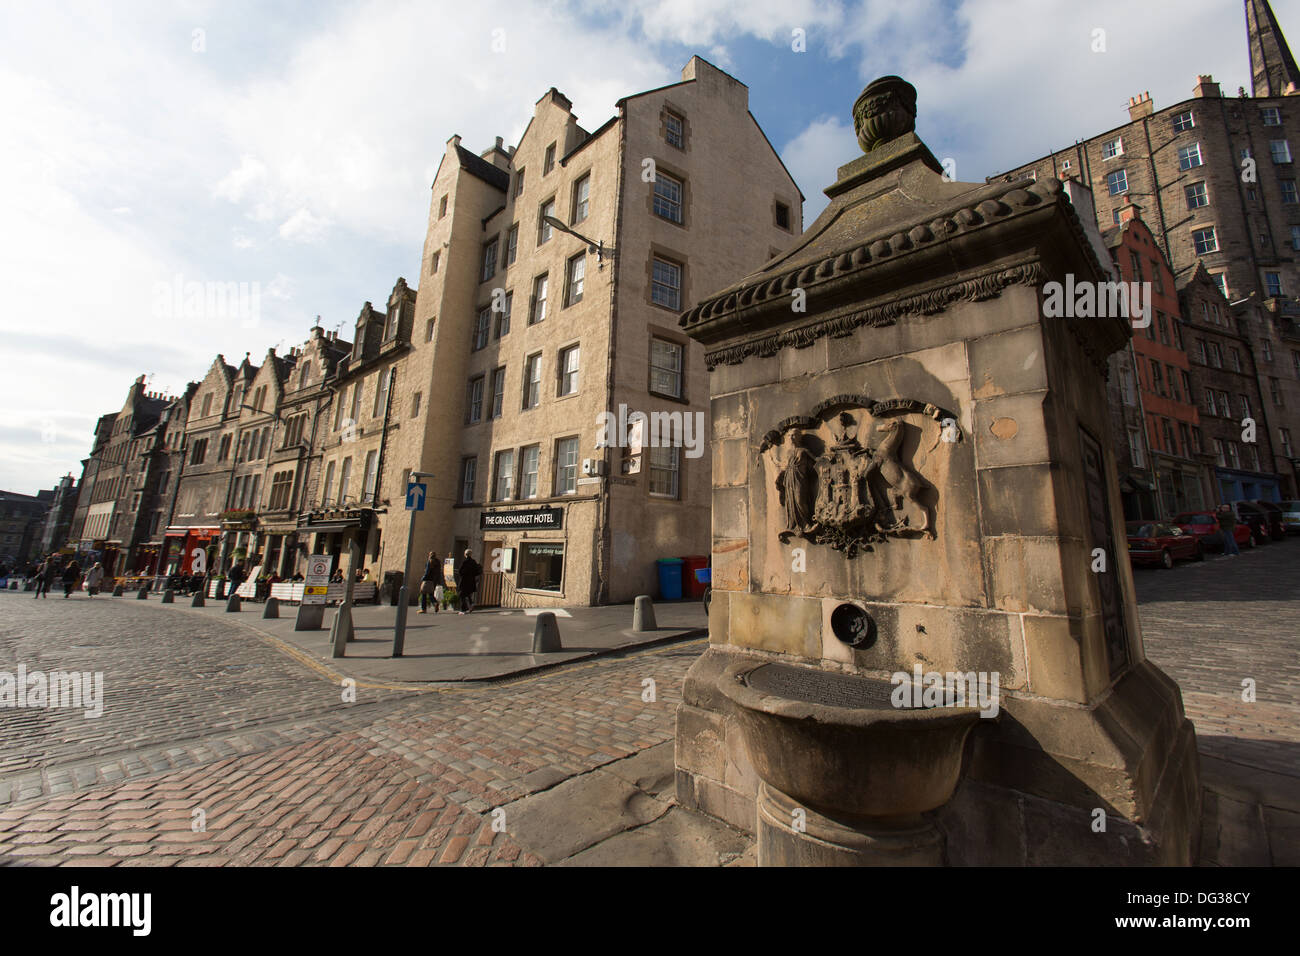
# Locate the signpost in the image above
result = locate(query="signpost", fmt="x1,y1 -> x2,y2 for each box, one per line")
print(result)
294,553 -> 330,631
392,473 -> 430,657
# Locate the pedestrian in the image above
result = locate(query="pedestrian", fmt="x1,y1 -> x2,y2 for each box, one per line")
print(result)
455,549 -> 481,615
33,559 -> 45,599
39,559 -> 58,598
419,551 -> 445,614
1218,503 -> 1240,557
62,559 -> 81,598
228,561 -> 246,595
85,562 -> 105,597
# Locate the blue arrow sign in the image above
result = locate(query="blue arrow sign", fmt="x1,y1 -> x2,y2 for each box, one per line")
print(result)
405,482 -> 426,511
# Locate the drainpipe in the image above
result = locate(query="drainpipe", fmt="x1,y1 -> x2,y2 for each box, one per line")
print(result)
596,105 -> 628,606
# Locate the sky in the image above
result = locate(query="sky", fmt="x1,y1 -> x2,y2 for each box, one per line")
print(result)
0,0 -> 1292,495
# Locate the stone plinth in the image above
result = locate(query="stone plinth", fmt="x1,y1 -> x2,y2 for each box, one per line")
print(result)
675,77 -> 1200,865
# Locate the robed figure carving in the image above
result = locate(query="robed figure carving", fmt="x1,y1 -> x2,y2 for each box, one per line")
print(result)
777,430 -> 818,543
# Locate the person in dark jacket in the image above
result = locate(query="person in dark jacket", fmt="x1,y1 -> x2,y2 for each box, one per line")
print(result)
455,550 -> 481,614
419,551 -> 446,614
228,561 -> 246,595
61,560 -> 81,598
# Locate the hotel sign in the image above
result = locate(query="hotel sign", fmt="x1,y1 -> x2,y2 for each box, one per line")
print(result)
480,507 -> 564,531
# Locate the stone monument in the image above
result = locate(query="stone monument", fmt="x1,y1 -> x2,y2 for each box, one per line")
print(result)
675,76 -> 1201,865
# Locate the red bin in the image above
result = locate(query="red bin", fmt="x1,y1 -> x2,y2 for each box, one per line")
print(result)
681,555 -> 709,599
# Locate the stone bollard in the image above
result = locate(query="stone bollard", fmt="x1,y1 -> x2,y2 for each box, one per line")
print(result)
161,589 -> 175,604
191,591 -> 205,607
137,587 -> 149,600
633,595 -> 657,632
263,597 -> 279,619
226,593 -> 241,612
112,584 -> 124,597
330,604 -> 354,658
532,612 -> 563,653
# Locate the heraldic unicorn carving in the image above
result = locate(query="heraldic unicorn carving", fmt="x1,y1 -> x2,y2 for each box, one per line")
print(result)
760,394 -> 961,557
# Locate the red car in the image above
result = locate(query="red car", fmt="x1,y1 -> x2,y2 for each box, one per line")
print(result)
1126,521 -> 1204,568
1173,511 -> 1254,552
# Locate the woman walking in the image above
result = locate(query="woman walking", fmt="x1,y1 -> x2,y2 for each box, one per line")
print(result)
84,562 -> 105,597
419,551 -> 445,614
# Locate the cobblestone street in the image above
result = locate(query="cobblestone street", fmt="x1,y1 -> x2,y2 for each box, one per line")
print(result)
0,539 -> 1296,866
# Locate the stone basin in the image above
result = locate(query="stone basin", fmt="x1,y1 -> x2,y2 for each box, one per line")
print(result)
720,658 -> 983,820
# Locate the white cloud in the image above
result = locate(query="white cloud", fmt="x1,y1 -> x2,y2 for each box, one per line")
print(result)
278,208 -> 330,244
781,115 -> 858,222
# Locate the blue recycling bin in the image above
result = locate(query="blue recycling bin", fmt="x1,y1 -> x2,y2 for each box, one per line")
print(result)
656,557 -> 684,600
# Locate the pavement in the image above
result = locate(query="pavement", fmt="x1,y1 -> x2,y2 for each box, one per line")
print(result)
234,596 -> 708,683
0,539 -> 1295,866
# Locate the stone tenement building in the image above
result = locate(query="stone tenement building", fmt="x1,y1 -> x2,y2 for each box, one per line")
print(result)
68,377 -> 174,577
387,56 -> 802,606
1179,263 -> 1279,503
0,489 -> 53,568
301,279 -> 417,579
998,0 -> 1300,497
59,59 -> 801,598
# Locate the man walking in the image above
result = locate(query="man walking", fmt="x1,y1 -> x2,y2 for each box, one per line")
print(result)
1218,503 -> 1240,557
419,551 -> 445,614
61,559 -> 81,598
455,549 -> 481,615
38,558 -> 58,598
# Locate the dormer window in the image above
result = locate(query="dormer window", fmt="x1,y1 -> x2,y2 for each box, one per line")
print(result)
385,305 -> 400,341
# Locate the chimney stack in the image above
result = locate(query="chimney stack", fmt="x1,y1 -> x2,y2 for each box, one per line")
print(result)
1128,91 -> 1154,120
1117,200 -> 1142,225
1194,74 -> 1221,98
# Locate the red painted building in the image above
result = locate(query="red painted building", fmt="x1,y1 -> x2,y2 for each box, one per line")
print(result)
1104,205 -> 1212,516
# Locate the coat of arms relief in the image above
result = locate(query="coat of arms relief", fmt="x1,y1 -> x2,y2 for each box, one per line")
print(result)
760,395 -> 961,557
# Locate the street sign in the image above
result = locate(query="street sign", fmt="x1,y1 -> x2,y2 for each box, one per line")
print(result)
406,482 -> 427,511
303,554 -> 330,606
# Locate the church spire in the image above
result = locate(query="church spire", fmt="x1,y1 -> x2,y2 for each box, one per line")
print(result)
1246,0 -> 1300,97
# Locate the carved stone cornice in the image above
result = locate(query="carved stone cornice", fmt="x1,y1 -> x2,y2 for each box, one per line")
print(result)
683,170 -> 1123,375
703,262 -> 1046,370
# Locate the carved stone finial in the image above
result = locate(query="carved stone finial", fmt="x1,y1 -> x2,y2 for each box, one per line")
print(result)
852,76 -> 918,154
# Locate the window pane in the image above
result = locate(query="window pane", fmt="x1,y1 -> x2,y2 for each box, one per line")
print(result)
651,258 -> 681,309
522,445 -> 539,498
650,339 -> 683,397
653,174 -> 682,223
556,438 -> 578,494
648,446 -> 679,498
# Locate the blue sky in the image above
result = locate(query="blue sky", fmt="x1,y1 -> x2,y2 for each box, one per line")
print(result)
0,0 -> 1291,494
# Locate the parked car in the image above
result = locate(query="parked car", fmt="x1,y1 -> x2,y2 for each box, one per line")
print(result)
1173,511 -> 1253,552
1276,500 -> 1300,534
1251,500 -> 1288,540
1231,501 -> 1274,545
1126,521 -> 1204,568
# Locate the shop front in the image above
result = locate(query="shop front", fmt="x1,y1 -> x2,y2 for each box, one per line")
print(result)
163,526 -> 220,575
297,508 -> 376,578
1215,467 -> 1282,505
476,505 -> 571,608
